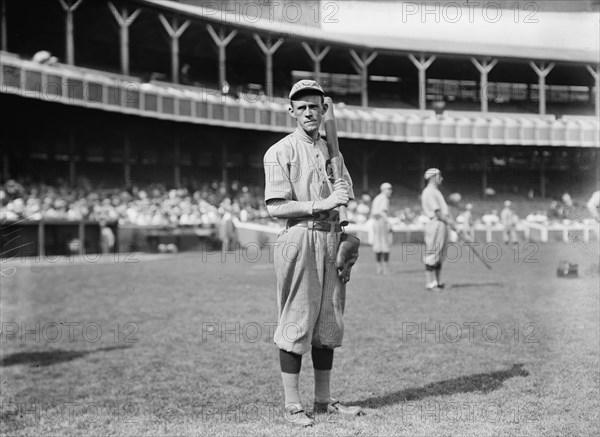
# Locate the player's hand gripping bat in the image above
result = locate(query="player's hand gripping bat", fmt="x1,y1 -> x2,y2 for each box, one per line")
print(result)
323,96 -> 349,226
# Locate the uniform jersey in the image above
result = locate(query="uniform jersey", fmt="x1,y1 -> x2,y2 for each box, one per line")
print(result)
370,193 -> 389,219
421,184 -> 449,268
264,127 -> 354,221
370,193 -> 391,253
264,126 -> 354,355
501,207 -> 516,227
421,185 -> 448,219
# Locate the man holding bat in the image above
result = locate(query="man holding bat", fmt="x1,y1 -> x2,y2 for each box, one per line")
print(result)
263,80 -> 362,426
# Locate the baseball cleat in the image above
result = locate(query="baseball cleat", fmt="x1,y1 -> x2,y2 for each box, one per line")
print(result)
283,404 -> 314,427
313,399 -> 365,416
425,285 -> 442,292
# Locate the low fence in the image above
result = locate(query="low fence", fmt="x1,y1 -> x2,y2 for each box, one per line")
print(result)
0,220 -> 118,258
232,220 -> 599,249
0,221 -> 219,258
2,220 -> 597,259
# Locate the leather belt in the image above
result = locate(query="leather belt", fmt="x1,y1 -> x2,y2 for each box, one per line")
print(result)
287,219 -> 342,233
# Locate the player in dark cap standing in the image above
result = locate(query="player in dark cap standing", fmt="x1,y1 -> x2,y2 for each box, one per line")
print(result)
263,79 -> 363,426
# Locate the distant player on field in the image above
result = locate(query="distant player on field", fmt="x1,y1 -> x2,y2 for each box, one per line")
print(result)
370,182 -> 393,274
587,190 -> 600,221
421,168 -> 454,291
500,200 -> 518,245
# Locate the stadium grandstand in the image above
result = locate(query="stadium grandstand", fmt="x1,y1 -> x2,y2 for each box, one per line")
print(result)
1,0 -> 599,255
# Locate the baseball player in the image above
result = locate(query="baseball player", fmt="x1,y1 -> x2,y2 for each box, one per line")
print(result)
500,200 -> 518,244
370,182 -> 393,274
421,168 -> 454,291
263,80 -> 362,426
459,203 -> 474,241
587,190 -> 600,221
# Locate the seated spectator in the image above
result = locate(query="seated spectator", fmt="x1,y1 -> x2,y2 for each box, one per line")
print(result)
526,210 -> 548,223
481,210 -> 500,226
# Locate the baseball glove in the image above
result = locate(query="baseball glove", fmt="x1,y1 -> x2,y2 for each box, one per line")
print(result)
336,233 -> 360,283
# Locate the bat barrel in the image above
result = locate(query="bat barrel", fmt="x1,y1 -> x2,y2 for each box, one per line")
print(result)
323,97 -> 349,226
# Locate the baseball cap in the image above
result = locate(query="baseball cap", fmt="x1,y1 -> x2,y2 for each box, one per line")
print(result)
424,168 -> 441,180
289,80 -> 325,100
380,182 -> 392,191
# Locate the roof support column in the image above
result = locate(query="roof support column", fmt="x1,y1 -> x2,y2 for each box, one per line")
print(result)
253,35 -> 283,99
301,43 -> 330,83
471,58 -> 497,113
58,0 -> 83,65
362,148 -> 369,192
108,3 -> 140,76
221,142 -> 228,188
482,145 -> 488,198
539,150 -> 546,198
68,130 -> 76,185
174,138 -> 180,189
419,151 -> 426,191
1,0 -> 7,52
350,49 -> 377,107
2,152 -> 9,181
124,134 -> 131,188
159,14 -> 191,84
409,54 -> 436,110
529,61 -> 554,115
586,64 -> 600,117
207,25 -> 237,94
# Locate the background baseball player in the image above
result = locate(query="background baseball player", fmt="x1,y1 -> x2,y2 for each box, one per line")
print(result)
263,80 -> 362,426
370,182 -> 393,274
458,203 -> 474,241
587,190 -> 600,221
421,168 -> 455,291
500,200 -> 518,244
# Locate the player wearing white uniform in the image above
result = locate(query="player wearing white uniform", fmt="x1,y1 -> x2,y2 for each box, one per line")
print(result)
500,200 -> 518,244
370,182 -> 393,274
587,190 -> 600,221
421,168 -> 454,291
263,80 -> 362,427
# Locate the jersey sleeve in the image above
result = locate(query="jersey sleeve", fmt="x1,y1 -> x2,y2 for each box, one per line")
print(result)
263,144 -> 292,202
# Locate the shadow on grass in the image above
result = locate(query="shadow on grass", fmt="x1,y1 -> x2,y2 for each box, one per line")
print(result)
448,282 -> 504,289
1,345 -> 132,367
356,364 -> 528,409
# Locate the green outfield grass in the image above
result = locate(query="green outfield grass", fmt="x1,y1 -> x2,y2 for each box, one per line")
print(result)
1,240 -> 598,436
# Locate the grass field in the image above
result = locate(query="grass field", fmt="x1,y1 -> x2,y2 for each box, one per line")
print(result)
1,239 -> 599,436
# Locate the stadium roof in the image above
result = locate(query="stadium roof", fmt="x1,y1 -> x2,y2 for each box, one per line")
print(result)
136,0 -> 599,64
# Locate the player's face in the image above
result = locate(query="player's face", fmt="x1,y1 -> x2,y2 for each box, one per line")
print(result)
289,94 -> 326,135
384,187 -> 392,197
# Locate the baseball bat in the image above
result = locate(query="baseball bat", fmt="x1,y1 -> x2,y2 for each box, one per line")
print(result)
458,232 -> 492,270
323,96 -> 349,226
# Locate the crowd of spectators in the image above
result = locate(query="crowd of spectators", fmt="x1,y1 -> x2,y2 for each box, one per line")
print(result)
1,179 -> 595,228
0,178 -> 270,227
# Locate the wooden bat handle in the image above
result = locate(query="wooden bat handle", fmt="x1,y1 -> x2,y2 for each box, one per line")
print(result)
323,97 -> 349,226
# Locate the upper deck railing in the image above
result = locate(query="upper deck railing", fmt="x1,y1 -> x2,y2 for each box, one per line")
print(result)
1,53 -> 598,148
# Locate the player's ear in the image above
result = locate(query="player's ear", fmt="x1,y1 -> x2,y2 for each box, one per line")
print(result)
288,103 -> 297,119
